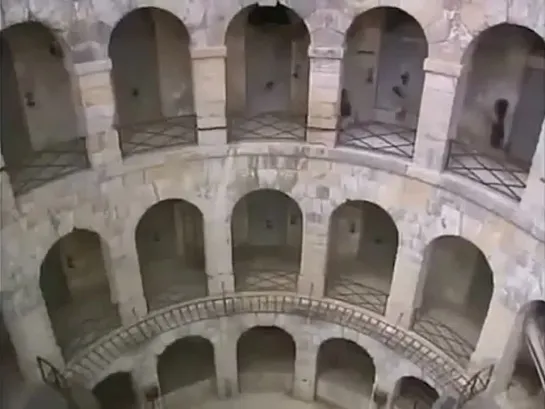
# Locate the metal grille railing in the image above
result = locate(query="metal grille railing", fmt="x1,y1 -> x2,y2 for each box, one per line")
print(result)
227,113 -> 307,142
6,137 -> 89,196
51,292 -> 484,402
337,120 -> 416,159
412,316 -> 475,366
445,140 -> 529,201
326,278 -> 389,315
116,115 -> 197,157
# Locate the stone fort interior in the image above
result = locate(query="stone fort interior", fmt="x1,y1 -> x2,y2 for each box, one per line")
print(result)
0,1 -> 544,409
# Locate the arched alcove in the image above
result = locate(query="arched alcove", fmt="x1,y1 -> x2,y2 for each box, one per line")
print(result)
237,326 -> 296,393
338,7 -> 428,158
0,22 -> 88,195
500,300 -> 545,409
0,311 -> 25,408
231,189 -> 302,292
225,3 -> 309,142
39,229 -> 120,358
392,376 -> 439,408
92,372 -> 136,409
135,199 -> 206,311
316,338 -> 375,409
447,24 -> 545,201
109,7 -> 196,157
412,236 -> 494,364
325,200 -> 398,314
157,336 -> 216,407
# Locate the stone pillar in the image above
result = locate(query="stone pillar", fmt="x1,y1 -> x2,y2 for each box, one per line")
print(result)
191,46 -> 228,146
0,154 -> 17,222
204,214 -> 234,295
292,337 -> 318,401
306,47 -> 344,148
106,232 -> 148,324
385,233 -> 426,329
412,58 -> 463,176
297,206 -> 329,297
215,318 -> 239,398
74,59 -> 122,167
470,291 -> 517,372
519,120 -> 545,231
132,352 -> 160,407
3,290 -> 64,382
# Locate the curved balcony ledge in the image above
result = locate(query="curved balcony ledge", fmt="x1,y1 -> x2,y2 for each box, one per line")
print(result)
7,140 -> 542,244
56,292 -> 490,400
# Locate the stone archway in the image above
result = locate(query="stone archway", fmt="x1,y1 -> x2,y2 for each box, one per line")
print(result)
412,236 -> 494,365
39,229 -> 121,359
135,199 -> 206,311
326,200 -> 398,315
231,189 -> 302,292
0,22 -> 88,195
225,3 -> 310,142
92,372 -> 136,409
109,7 -> 196,156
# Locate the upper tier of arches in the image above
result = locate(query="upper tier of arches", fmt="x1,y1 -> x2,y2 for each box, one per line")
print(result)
1,0 -> 543,63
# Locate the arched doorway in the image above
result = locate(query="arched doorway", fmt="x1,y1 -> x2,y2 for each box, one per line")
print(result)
0,22 -> 88,195
338,7 -> 428,158
412,236 -> 494,364
0,310 -> 25,408
225,3 -> 309,142
500,300 -> 545,409
157,336 -> 216,407
316,338 -> 375,409
446,24 -> 545,201
325,200 -> 398,314
109,8 -> 196,157
135,199 -> 206,311
39,229 -> 121,358
392,376 -> 439,408
93,372 -> 136,409
237,326 -> 296,393
231,189 -> 302,292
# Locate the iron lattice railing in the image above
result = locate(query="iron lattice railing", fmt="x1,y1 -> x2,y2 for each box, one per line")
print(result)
227,113 -> 307,142
7,137 -> 90,196
326,277 -> 389,316
47,292 -> 491,404
337,120 -> 416,159
412,316 -> 475,366
445,140 -> 528,201
116,115 -> 197,157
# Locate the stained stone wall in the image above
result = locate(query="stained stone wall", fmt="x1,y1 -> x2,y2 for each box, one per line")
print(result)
0,0 -> 544,406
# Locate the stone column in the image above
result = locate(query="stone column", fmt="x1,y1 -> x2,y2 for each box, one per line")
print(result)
306,47 -> 344,148
74,59 -> 122,167
412,58 -> 463,176
215,318 -> 239,398
106,232 -> 148,324
132,352 -> 160,407
3,289 -> 64,382
191,46 -> 228,146
470,291 -> 517,372
297,205 -> 329,297
385,232 -> 426,329
204,212 -> 234,295
519,120 -> 545,231
292,335 -> 318,401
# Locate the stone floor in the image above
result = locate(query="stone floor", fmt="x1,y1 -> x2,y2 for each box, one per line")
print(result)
445,139 -> 529,201
191,392 -> 337,409
233,246 -> 301,292
50,286 -> 121,359
337,120 -> 416,159
228,113 -> 306,142
6,138 -> 89,196
118,115 -> 197,157
141,257 -> 207,311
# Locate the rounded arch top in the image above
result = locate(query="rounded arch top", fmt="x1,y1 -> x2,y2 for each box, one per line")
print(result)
230,188 -> 303,219
461,22 -> 545,64
135,198 -> 204,229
